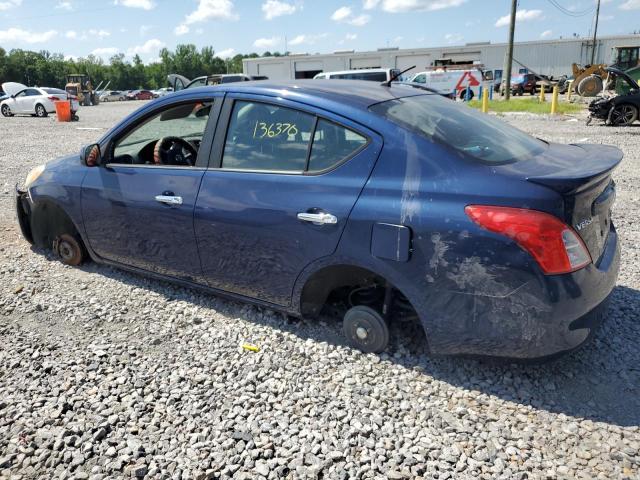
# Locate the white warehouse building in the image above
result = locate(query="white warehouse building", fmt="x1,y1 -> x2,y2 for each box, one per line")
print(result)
243,34 -> 640,81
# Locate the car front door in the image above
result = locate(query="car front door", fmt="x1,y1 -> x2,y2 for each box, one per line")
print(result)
11,90 -> 29,113
194,95 -> 382,306
81,95 -> 222,282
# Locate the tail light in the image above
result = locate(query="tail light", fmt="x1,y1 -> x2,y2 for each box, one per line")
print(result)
48,96 -> 59,102
465,205 -> 591,275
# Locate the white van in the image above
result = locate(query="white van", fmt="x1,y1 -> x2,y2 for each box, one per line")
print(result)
410,68 -> 488,100
314,68 -> 401,82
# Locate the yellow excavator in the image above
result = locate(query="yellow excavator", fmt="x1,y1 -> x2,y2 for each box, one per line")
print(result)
572,45 -> 640,97
65,74 -> 101,106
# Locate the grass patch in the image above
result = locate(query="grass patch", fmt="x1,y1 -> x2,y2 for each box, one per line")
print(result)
467,98 -> 584,115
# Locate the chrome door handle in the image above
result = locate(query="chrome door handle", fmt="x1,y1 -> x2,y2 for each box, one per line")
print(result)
297,212 -> 338,225
155,195 -> 183,206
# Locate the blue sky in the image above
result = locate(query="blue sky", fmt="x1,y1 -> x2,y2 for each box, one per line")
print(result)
0,0 -> 638,63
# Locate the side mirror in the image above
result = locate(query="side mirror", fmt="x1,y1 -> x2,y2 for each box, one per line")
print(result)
81,143 -> 101,167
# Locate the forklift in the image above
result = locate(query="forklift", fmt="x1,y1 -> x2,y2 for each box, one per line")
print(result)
65,74 -> 102,106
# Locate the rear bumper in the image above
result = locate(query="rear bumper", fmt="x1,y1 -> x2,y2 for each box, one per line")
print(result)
426,224 -> 620,360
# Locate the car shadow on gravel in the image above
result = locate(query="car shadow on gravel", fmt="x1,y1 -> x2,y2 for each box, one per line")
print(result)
76,259 -> 640,428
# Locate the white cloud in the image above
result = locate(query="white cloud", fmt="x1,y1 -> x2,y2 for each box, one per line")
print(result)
289,33 -> 328,46
444,33 -> 463,44
253,36 -> 281,49
0,27 -> 57,43
91,47 -> 119,58
349,14 -> 370,25
262,0 -> 297,19
139,25 -> 152,36
332,6 -> 370,26
540,29 -> 552,39
345,33 -> 357,40
65,30 -> 77,39
88,28 -> 111,38
174,24 -> 189,35
331,6 -> 352,21
620,0 -> 640,9
217,47 -> 235,58
371,0 -> 465,13
114,0 -> 155,10
56,1 -> 72,10
184,0 -> 238,24
127,38 -> 164,56
0,0 -> 21,11
495,9 -> 544,27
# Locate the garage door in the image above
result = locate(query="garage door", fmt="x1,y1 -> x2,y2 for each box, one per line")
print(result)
396,55 -> 431,75
258,63 -> 286,80
350,57 -> 381,69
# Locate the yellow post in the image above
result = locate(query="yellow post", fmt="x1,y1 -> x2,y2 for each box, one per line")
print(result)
566,80 -> 574,101
551,85 -> 559,114
482,86 -> 489,113
539,83 -> 546,102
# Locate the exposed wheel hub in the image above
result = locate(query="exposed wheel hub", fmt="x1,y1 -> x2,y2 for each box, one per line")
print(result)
355,326 -> 369,340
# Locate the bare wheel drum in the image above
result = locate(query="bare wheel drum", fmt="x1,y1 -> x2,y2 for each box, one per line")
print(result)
54,234 -> 85,266
343,305 -> 389,353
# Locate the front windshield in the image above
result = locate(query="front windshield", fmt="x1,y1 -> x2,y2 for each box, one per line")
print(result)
370,94 -> 546,164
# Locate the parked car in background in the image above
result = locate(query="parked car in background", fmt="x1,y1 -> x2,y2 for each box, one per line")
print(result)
0,89 -> 7,102
152,87 -> 174,98
409,67 -> 485,100
588,67 -> 640,126
100,90 -> 126,102
127,90 -> 154,100
16,80 -> 621,360
314,68 -> 401,82
168,73 -> 267,91
1,82 -> 76,117
500,73 -> 538,96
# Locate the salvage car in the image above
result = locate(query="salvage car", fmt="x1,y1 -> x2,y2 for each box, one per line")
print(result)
16,80 -> 621,359
1,82 -> 75,117
588,67 -> 640,126
100,90 -> 126,102
127,90 -> 154,101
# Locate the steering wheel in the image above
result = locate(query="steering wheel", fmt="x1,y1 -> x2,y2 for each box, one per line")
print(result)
153,137 -> 198,166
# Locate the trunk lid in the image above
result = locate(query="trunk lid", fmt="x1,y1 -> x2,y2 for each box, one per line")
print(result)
2,82 -> 28,97
501,143 -> 622,263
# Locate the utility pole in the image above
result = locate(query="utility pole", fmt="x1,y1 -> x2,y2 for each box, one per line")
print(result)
504,0 -> 517,101
590,0 -> 601,65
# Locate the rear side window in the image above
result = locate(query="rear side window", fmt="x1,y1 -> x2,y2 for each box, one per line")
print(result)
369,94 -> 545,164
222,100 -> 369,173
309,119 -> 367,172
223,101 -> 315,172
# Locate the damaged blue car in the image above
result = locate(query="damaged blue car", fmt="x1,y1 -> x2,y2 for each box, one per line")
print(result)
16,80 -> 621,359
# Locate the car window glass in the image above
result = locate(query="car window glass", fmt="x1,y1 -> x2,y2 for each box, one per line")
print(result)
413,74 -> 426,84
188,78 -> 207,89
112,101 -> 213,166
370,94 -> 545,164
26,89 -> 40,96
222,100 -> 314,172
15,91 -> 26,98
309,119 -> 367,172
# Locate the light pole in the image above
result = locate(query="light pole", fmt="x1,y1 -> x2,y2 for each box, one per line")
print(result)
504,0 -> 518,101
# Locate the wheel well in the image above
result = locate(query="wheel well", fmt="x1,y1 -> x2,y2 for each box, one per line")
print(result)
299,265 -> 418,323
30,201 -> 83,251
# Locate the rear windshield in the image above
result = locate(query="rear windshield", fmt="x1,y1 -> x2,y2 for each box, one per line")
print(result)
43,88 -> 66,94
331,71 -> 387,81
369,94 -> 545,164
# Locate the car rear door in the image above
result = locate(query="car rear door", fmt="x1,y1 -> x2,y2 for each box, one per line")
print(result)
194,94 -> 382,306
81,94 -> 223,282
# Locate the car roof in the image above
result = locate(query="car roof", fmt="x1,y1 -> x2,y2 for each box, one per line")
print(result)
183,79 -> 429,111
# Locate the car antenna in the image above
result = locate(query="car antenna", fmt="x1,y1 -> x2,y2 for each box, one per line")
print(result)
382,65 -> 416,87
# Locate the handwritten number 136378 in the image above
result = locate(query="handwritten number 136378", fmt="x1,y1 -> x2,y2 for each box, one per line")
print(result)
253,121 -> 299,139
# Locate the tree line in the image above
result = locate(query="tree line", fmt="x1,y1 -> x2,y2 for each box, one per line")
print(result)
0,44 -> 286,91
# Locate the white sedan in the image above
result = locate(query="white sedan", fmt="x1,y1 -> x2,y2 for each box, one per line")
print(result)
1,82 -> 76,118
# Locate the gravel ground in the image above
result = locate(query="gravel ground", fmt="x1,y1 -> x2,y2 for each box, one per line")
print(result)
0,102 -> 639,480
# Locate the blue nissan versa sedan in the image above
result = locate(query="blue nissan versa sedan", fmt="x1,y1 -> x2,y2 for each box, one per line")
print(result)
16,80 -> 622,359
